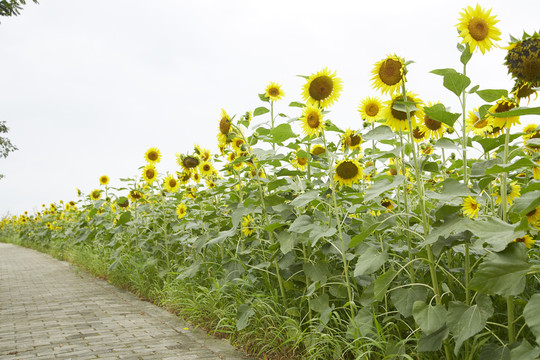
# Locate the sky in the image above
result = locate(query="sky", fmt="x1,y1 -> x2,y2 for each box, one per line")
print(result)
1,0 -> 539,216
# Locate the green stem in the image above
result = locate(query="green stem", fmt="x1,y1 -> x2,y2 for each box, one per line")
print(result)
507,296 -> 516,344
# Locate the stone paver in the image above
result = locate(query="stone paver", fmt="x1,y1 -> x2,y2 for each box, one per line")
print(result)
0,243 -> 253,360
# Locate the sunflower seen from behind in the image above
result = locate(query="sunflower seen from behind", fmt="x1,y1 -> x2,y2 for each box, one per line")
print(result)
505,32 -> 540,88
217,109 -> 232,146
302,68 -> 343,108
456,4 -> 501,54
371,55 -> 405,95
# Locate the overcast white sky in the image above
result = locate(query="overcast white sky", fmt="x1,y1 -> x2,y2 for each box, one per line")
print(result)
1,0 -> 539,216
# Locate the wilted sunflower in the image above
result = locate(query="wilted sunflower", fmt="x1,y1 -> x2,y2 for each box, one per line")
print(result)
300,104 -> 325,138
358,96 -> 384,123
176,203 -> 187,219
487,97 -> 520,129
334,159 -> 363,187
512,82 -> 538,104
265,82 -> 285,102
342,129 -> 362,151
217,109 -> 232,146
302,68 -> 343,108
142,164 -> 158,184
513,235 -> 535,249
466,109 -> 492,136
163,175 -> 180,193
418,104 -> 449,139
311,145 -> 326,156
99,175 -> 109,186
505,32 -> 540,87
144,147 -> 161,164
494,181 -> 521,205
371,55 -> 405,95
462,196 -> 480,218
291,150 -> 308,171
199,161 -> 215,178
383,92 -> 422,132
456,4 -> 501,54
242,215 -> 254,236
90,189 -> 102,201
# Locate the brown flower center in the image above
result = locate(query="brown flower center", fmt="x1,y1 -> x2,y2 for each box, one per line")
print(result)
312,146 -> 325,155
183,156 -> 199,168
309,76 -> 333,101
307,112 -> 321,129
168,179 -> 177,188
381,199 -> 393,208
347,134 -> 362,147
203,164 -> 211,172
268,87 -> 279,97
297,157 -> 307,166
378,59 -> 403,86
366,103 -> 379,117
474,117 -> 488,128
219,117 -> 231,134
148,151 -> 158,161
413,127 -> 425,140
468,18 -> 489,41
145,169 -> 155,179
424,115 -> 442,131
336,161 -> 359,180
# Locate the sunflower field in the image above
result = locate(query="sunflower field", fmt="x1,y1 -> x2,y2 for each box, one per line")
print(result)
2,4 -> 540,360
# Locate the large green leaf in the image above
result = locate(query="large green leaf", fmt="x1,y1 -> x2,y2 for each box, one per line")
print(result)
523,294 -> 540,347
349,221 -> 383,248
510,341 -> 540,360
479,344 -> 510,360
513,190 -> 540,216
425,178 -> 471,201
413,301 -> 447,335
423,103 -> 461,127
116,211 -> 132,226
289,190 -> 320,207
489,106 -> 540,117
363,125 -> 395,141
418,326 -> 449,352
470,243 -> 531,296
236,303 -> 255,331
289,215 -> 315,234
391,287 -> 429,318
423,215 -> 471,246
431,68 -> 471,96
278,231 -> 297,254
475,89 -> 508,102
364,175 -> 405,202
467,216 -> 525,252
484,158 -> 539,176
304,262 -> 330,283
353,246 -> 388,276
374,268 -> 398,302
270,123 -> 297,144
474,133 -> 523,153
447,299 -> 492,355
253,106 -> 270,116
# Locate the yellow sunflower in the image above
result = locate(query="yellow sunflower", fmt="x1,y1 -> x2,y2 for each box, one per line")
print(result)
494,181 -> 521,205
265,82 -> 285,102
523,124 -> 540,154
206,179 -> 216,189
302,68 -> 343,108
178,171 -> 191,185
371,55 -> 406,95
300,104 -> 325,138
513,235 -> 535,249
90,189 -> 102,201
163,175 -> 180,193
231,136 -> 247,153
176,203 -> 187,219
195,144 -> 212,162
334,159 -> 363,187
177,153 -> 200,172
456,4 -> 501,54
421,144 -> 434,155
526,206 -> 540,224
418,104 -> 449,139
242,215 -> 254,236
199,160 -> 215,178
466,109 -> 492,136
383,92 -> 422,132
462,196 -> 480,218
227,152 -> 244,171
128,189 -> 144,202
142,164 -> 158,184
411,126 -> 427,143
144,147 -> 161,164
311,145 -> 326,156
358,96 -> 384,123
534,160 -> 540,180
217,109 -> 232,146
99,175 -> 109,186
381,198 -> 395,211
291,150 -> 308,171
505,32 -> 540,88
342,129 -> 362,151
513,82 -> 538,104
487,97 -> 520,130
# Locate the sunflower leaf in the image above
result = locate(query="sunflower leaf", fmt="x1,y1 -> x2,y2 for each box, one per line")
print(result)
269,123 -> 297,144
475,89 -> 508,102
364,175 -> 405,202
258,93 -> 270,102
253,106 -> 270,116
513,190 -> 540,216
423,103 -> 461,127
364,125 -> 395,141
523,294 -> 540,347
489,106 -> 540,117
431,68 -> 471,97
289,101 -> 306,108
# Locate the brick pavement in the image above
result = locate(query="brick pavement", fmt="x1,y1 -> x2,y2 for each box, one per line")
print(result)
0,243 -> 253,360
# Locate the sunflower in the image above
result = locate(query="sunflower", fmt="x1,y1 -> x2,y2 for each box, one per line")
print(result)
371,55 -> 406,95
128,189 -> 143,202
90,189 -> 102,201
381,198 -> 395,211
177,153 -> 200,172
513,82 -> 538,104
456,4 -> 501,54
300,104 -> 325,138
342,129 -> 362,151
494,181 -> 521,205
505,32 -> 540,87
513,235 -> 535,249
418,104 -> 449,139
358,96 -> 384,123
302,68 -> 343,108
231,136 -> 247,153
411,126 -> 427,143
334,159 -> 363,187
206,179 -> 216,189
466,109 -> 492,136
227,152 -> 244,171
163,175 -> 180,193
421,144 -> 434,155
291,150 -> 308,171
217,109 -> 232,146
242,215 -> 254,236
487,97 -> 520,129
265,82 -> 285,102
311,145 -> 326,156
462,196 -> 480,218
144,147 -> 161,164
199,161 -> 215,178
526,206 -> 540,224
195,144 -> 212,162
99,175 -> 109,186
383,92 -> 422,132
523,124 -> 540,154
177,171 -> 191,185
192,172 -> 201,184
142,164 -> 158,184
387,157 -> 400,176
176,203 -> 187,219
486,125 -> 504,138
184,187 -> 197,199
533,160 -> 540,180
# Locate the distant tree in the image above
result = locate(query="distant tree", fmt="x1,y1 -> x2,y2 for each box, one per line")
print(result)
0,121 -> 18,180
0,0 -> 38,18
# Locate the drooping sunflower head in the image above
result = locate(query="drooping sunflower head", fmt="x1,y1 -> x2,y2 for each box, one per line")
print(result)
371,55 -> 406,95
302,68 -> 343,108
456,4 -> 501,54
265,82 -> 285,102
358,96 -> 384,123
334,159 -> 363,187
300,104 -> 325,138
142,164 -> 158,184
462,196 -> 480,218
512,81 -> 538,104
291,150 -> 309,171
177,153 -> 200,172
488,97 -> 520,129
90,189 -> 102,201
513,234 -> 535,249
466,109 -> 492,136
523,124 -> 540,140
505,32 -> 540,87
342,129 -> 362,151
178,171 -> 191,184
176,203 -> 187,219
383,92 -> 422,132
163,175 -> 180,193
99,175 -> 109,186
144,147 -> 161,164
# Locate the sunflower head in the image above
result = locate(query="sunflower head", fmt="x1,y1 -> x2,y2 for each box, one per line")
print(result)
505,32 -> 540,87
419,103 -> 449,139
265,82 -> 285,102
199,160 -> 214,177
381,198 -> 395,211
300,104 -> 324,138
456,4 -> 501,54
242,215 -> 254,236
90,189 -> 102,201
311,145 -> 326,156
334,159 -> 363,187
412,126 -> 427,143
383,92 -> 422,132
371,55 -> 406,95
466,109 -> 492,136
342,129 -> 362,151
163,175 -> 180,193
302,68 -> 343,108
462,196 -> 480,218
142,164 -> 158,184
177,154 -> 200,172
99,175 -> 109,186
358,96 -> 384,123
144,147 -> 161,164
488,97 -> 520,129
128,189 -> 143,202
514,234 -> 536,249
176,203 -> 187,219
292,150 -> 309,171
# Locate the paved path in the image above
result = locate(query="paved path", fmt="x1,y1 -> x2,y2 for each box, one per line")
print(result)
0,243 -> 253,360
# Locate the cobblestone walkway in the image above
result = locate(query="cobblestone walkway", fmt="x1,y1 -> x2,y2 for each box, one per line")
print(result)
0,243 -> 252,360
